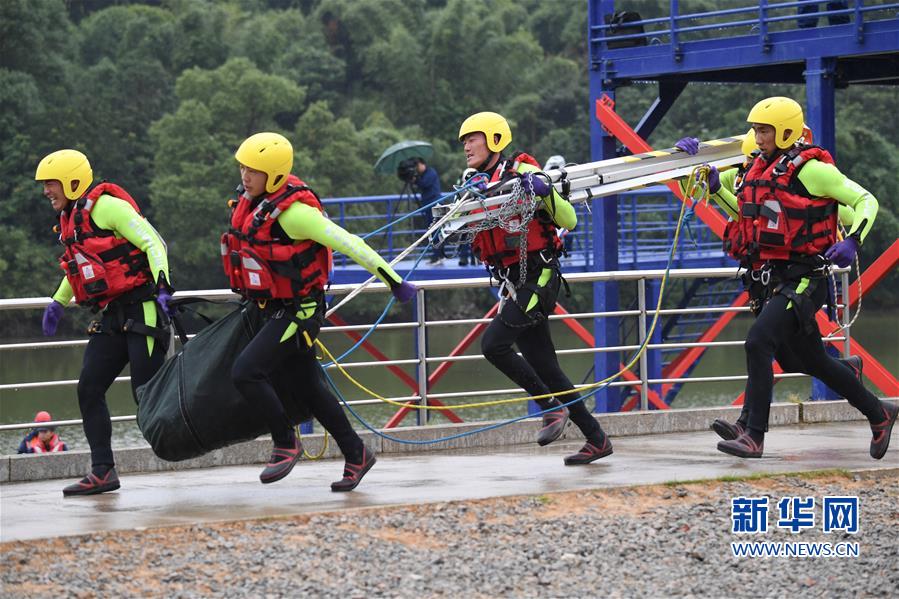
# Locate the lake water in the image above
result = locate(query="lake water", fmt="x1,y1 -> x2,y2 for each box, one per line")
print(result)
2,308 -> 895,455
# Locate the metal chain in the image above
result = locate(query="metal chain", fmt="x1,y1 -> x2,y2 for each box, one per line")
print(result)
829,227 -> 863,337
456,176 -> 538,287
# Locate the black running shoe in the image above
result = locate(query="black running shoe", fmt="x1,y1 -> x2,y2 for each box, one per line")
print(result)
870,402 -> 898,460
537,401 -> 569,446
259,437 -> 302,484
63,467 -> 120,496
564,432 -> 613,465
717,433 -> 764,458
331,446 -> 377,492
838,355 -> 863,381
711,419 -> 745,441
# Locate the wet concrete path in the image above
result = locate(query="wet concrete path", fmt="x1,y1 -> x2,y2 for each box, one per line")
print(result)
2,422 -> 894,542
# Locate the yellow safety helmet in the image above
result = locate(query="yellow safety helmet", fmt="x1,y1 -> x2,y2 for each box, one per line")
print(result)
235,132 -> 293,193
34,149 -> 93,200
746,96 -> 804,150
741,128 -> 758,156
458,112 -> 512,153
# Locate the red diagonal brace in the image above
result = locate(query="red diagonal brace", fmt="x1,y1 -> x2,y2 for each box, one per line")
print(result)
427,303 -> 499,389
553,304 -> 668,410
595,95 -> 728,237
661,292 -> 750,396
382,304 -> 501,429
327,313 -> 463,427
846,238 -> 899,308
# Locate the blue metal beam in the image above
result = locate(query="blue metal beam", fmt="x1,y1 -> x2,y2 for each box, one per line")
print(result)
635,80 -> 687,142
589,0 -> 622,413
805,56 -> 838,156
593,20 -> 899,83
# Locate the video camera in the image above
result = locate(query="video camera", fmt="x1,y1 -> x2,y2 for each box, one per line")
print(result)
397,157 -> 420,184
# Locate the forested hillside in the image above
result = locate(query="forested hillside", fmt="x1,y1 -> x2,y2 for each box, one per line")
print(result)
2,0 -> 896,303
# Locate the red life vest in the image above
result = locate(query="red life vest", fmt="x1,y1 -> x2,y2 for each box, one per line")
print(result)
221,175 -> 332,300
471,152 -> 564,268
57,182 -> 153,309
724,145 -> 839,265
27,432 -> 67,453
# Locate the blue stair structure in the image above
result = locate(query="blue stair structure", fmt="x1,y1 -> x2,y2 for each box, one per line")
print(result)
585,0 -> 898,410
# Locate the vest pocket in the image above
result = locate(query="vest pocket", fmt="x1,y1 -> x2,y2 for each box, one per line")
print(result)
63,248 -> 110,298
235,247 -> 276,297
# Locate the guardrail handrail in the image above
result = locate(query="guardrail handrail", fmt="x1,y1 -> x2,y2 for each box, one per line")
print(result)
590,0 -> 899,46
1,266 -> 857,434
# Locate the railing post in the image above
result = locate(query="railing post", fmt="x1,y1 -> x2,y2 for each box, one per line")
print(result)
758,0 -> 771,53
841,269 -> 851,357
646,278 -> 663,401
670,0 -> 682,61
854,0 -> 865,43
637,278 -> 649,411
415,287 -> 429,425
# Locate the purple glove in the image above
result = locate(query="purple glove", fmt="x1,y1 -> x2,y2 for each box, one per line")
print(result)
392,280 -> 417,303
520,172 -> 551,197
824,236 -> 859,268
155,288 -> 175,317
697,165 -> 721,194
42,301 -> 64,337
462,168 -> 490,193
675,137 -> 700,155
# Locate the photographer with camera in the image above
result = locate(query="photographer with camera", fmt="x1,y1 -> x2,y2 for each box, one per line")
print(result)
398,156 -> 447,265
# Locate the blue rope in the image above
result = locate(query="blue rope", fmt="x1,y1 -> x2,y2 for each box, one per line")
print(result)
322,241 -> 432,367
683,205 -> 699,249
323,180 -> 479,364
322,203 -> 688,445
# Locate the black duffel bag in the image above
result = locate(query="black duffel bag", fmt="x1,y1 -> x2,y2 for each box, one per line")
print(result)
136,302 -> 313,461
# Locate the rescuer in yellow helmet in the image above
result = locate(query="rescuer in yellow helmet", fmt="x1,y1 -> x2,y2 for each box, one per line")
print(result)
457,112 -> 613,466
225,132 -> 415,491
35,149 -> 175,496
674,97 -> 894,460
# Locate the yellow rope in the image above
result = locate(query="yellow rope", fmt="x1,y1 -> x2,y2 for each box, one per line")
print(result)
319,166 -> 708,411
295,425 -> 329,459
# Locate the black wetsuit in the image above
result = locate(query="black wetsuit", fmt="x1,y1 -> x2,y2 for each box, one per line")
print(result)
481,260 -> 604,444
80,297 -> 167,467
738,263 -> 883,438
231,300 -> 365,461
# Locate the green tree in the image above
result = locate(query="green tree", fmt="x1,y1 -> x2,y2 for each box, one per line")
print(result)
148,58 -> 305,288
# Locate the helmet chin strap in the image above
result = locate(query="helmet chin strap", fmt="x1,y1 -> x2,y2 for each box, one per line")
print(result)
475,152 -> 500,173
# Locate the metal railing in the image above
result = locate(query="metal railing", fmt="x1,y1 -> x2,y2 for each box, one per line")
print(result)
0,266 -> 855,433
590,0 -> 899,48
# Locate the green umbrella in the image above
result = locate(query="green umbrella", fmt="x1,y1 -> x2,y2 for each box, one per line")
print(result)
374,140 -> 434,175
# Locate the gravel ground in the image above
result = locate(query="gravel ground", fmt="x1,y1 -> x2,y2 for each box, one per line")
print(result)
2,470 -> 896,598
